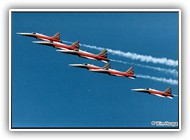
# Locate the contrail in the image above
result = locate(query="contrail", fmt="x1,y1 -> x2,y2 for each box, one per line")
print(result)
81,44 -> 178,67
61,40 -> 178,75
136,74 -> 178,85
61,40 -> 178,85
110,59 -> 178,77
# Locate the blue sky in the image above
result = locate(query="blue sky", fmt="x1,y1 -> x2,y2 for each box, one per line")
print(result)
11,11 -> 179,128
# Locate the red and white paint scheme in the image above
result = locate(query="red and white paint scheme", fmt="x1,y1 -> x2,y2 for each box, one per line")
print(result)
91,66 -> 136,79
69,63 -> 110,71
57,49 -> 109,63
17,32 -> 61,42
131,87 -> 175,99
33,40 -> 80,51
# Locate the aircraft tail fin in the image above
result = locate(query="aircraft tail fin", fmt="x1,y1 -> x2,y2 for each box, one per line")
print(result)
164,87 -> 172,94
98,49 -> 107,58
71,40 -> 80,51
52,32 -> 60,40
103,62 -> 110,70
125,67 -> 134,75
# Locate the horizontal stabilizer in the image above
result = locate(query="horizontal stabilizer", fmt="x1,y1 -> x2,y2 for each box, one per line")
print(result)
128,77 -> 136,79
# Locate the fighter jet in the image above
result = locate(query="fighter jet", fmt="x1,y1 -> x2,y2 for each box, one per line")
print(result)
91,66 -> 136,79
33,40 -> 79,51
131,87 -> 175,99
57,49 -> 109,63
69,63 -> 110,71
17,32 -> 61,42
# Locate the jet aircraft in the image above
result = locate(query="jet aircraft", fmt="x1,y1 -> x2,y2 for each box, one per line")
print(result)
131,87 -> 175,99
91,66 -> 136,79
33,40 -> 79,51
57,49 -> 109,63
69,63 -> 110,71
17,32 -> 61,42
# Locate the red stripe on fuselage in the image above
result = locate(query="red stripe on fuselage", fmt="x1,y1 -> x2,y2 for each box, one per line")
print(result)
148,90 -> 172,97
36,34 -> 60,42
53,43 -> 75,50
78,51 -> 107,61
108,69 -> 133,77
86,65 -> 100,70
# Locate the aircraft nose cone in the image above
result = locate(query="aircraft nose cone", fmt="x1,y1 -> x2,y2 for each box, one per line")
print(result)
17,32 -> 34,37
69,64 -> 78,67
131,89 -> 138,91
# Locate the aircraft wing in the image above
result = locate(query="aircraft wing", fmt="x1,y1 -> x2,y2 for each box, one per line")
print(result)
56,49 -> 78,54
33,41 -> 54,46
89,69 -> 109,74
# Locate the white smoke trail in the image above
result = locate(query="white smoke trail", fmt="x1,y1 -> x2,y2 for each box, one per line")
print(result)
136,74 -> 178,85
62,40 -> 178,67
61,40 -> 178,85
110,59 -> 178,77
81,44 -> 178,67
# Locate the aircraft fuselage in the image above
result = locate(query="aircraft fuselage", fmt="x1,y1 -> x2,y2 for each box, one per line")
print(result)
17,32 -> 60,42
132,88 -> 174,98
107,69 -> 135,78
53,42 -> 77,50
78,50 -> 109,62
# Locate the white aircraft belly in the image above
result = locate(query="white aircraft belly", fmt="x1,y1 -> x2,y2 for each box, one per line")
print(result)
111,74 -> 123,76
154,94 -> 165,98
82,56 -> 96,60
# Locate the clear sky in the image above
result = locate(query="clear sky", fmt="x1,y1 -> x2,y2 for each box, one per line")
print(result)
11,11 -> 179,128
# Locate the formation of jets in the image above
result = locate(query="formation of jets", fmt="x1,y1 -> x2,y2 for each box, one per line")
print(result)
57,49 -> 109,63
17,32 -> 176,99
33,40 -> 109,63
70,63 -> 136,79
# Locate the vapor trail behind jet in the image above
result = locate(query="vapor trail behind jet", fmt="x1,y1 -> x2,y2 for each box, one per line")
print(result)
61,41 -> 178,67
110,59 -> 178,77
136,74 -> 178,85
81,44 -> 178,67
